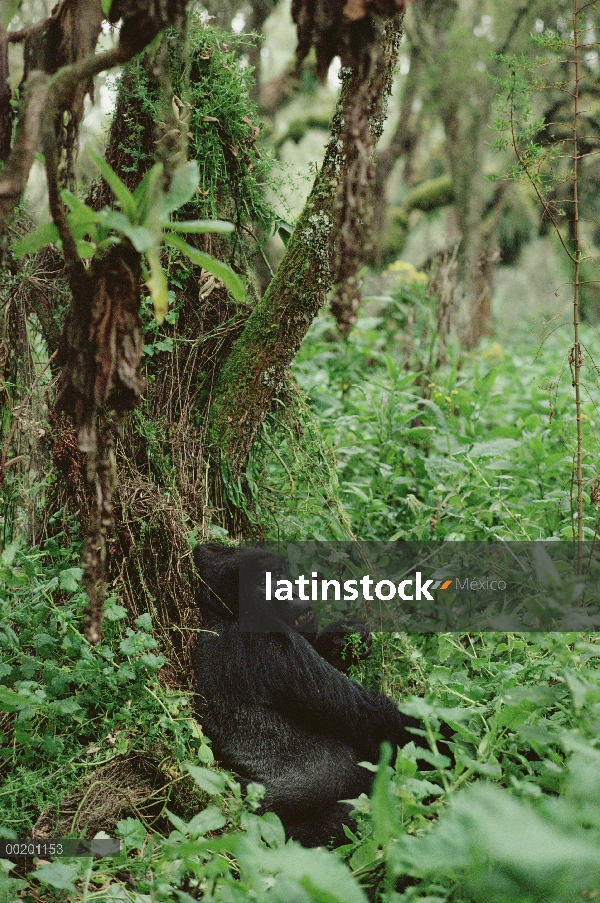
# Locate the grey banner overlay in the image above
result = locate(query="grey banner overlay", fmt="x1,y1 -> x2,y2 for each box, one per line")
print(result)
238,542 -> 600,632
0,838 -> 121,857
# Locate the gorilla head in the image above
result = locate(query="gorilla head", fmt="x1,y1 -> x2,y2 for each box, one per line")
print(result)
193,543 -> 318,634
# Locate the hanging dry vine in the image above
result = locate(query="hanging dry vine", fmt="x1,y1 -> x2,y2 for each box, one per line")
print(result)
0,28 -> 11,162
291,0 -> 409,78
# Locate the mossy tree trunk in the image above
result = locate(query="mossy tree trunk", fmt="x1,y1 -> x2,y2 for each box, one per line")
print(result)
6,15 -> 402,654
207,23 -> 403,479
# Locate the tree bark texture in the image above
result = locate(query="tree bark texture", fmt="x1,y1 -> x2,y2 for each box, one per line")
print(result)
207,20 -> 404,478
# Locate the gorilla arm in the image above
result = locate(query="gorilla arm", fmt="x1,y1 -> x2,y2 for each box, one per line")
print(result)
258,631 -> 415,763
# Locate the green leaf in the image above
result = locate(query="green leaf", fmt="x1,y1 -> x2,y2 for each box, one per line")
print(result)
61,190 -> 101,225
247,845 -> 368,903
534,543 -> 561,588
101,210 -> 155,252
392,783 -> 600,898
160,161 -> 200,215
104,601 -> 128,621
277,219 -> 293,246
164,233 -> 244,301
101,0 -> 113,14
140,652 -> 164,670
162,219 -> 234,234
88,147 -> 136,220
29,862 -> 77,892
187,805 -> 227,836
48,697 -> 83,716
370,744 -> 402,847
1,0 -> 21,28
75,240 -> 97,258
256,811 -> 285,849
350,837 -> 380,871
0,686 -> 27,712
117,818 -> 146,849
13,222 -> 60,257
58,567 -> 83,592
529,435 -> 546,462
133,162 -> 164,227
166,809 -> 189,834
184,763 -> 226,795
467,438 -> 520,458
198,742 -> 214,764
1,543 -> 17,566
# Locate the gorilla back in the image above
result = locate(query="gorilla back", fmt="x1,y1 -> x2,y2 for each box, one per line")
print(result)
192,543 -> 416,847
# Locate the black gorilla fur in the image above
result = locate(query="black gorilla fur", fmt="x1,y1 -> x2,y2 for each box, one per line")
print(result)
192,543 -> 418,847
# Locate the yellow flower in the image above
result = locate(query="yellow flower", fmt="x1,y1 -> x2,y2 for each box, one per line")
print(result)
386,259 -> 428,285
479,342 -> 505,361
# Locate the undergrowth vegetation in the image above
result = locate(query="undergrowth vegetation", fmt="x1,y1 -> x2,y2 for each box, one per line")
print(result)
260,274 -> 600,543
2,273 -> 600,901
2,546 -> 600,901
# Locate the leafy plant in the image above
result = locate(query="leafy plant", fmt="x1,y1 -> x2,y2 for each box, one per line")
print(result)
344,632 -> 600,902
256,280 -> 600,543
13,152 -> 244,323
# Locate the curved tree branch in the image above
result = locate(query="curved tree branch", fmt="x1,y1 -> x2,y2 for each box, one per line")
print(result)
206,18 -> 404,478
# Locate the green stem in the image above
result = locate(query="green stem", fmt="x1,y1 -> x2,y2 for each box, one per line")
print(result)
572,0 -> 583,572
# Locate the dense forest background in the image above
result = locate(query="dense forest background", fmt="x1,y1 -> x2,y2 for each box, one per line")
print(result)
2,0 -> 600,900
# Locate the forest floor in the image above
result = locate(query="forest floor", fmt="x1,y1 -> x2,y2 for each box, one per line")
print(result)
1,281 -> 600,901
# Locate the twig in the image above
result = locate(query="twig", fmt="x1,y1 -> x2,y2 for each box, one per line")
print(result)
43,125 -> 83,273
571,0 -> 584,573
0,41 -> 131,235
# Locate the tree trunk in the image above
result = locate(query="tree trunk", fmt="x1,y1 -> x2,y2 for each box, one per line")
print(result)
443,100 -> 490,348
207,21 -> 403,478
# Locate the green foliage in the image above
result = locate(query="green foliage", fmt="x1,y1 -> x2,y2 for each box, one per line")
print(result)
260,277 -> 600,542
13,155 -> 243,323
346,632 -> 600,902
0,535 -> 373,901
0,539 -> 207,836
490,49 -> 560,191
4,540 -> 599,902
3,284 -> 600,898
117,21 -> 275,231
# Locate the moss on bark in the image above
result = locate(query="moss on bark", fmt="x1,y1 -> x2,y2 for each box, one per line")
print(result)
207,20 -> 403,478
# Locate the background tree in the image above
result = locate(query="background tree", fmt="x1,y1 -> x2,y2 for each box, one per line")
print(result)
258,0 -> 599,344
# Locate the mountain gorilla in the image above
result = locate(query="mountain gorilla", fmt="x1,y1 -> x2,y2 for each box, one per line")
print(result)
192,543 -> 418,847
